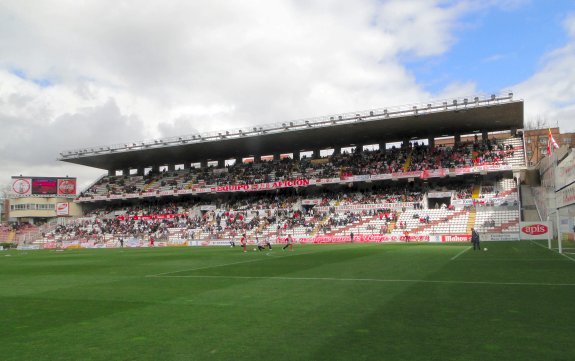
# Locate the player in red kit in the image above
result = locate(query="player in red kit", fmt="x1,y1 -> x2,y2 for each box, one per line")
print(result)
282,234 -> 293,251
240,233 -> 247,253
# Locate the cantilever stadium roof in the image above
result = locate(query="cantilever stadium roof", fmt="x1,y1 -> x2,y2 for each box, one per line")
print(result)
59,94 -> 523,171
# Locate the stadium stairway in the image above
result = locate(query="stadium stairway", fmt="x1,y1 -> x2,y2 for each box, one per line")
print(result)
328,215 -> 380,236
466,209 -> 476,233
403,148 -> 413,172
311,214 -> 332,236
520,184 -> 540,222
143,179 -> 158,191
472,185 -> 481,199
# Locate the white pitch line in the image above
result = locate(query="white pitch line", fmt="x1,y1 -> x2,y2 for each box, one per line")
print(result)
560,253 -> 575,262
529,239 -> 551,250
529,240 -> 575,263
450,246 -> 472,260
149,274 -> 575,287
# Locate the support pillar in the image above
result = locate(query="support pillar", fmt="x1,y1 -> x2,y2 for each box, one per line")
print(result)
313,149 -> 320,159
293,151 -> 300,160
482,131 -> 489,141
137,167 -> 145,176
168,164 -> 175,172
454,134 -> 461,144
428,138 -> 435,149
108,169 -> 115,176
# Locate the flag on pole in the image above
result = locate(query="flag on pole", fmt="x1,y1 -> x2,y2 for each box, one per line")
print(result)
547,128 -> 559,155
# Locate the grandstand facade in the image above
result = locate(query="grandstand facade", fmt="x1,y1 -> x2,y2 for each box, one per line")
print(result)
21,93 -> 530,248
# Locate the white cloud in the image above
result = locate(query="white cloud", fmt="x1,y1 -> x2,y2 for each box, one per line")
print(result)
2,0 -> 534,191
514,13 -> 575,132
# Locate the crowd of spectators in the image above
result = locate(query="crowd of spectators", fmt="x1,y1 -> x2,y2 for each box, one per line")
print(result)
40,170 -> 520,244
81,137 -> 521,198
48,185 -> 423,242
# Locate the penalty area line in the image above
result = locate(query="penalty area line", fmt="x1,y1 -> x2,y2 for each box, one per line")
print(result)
149,274 -> 575,287
529,240 -> 575,263
146,257 -> 265,277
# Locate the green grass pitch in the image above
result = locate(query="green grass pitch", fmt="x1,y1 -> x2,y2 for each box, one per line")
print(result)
1,241 -> 575,361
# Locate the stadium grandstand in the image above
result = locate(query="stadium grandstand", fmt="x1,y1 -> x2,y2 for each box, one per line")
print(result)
3,92 -> 539,248
3,92 -> 529,249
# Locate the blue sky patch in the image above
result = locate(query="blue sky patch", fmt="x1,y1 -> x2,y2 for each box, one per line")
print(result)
403,1 -> 573,94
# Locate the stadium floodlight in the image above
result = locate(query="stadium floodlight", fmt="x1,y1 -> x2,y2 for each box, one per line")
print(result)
290,122 -> 294,127
463,98 -> 468,105
369,111 -> 374,116
474,97 -> 479,104
508,92 -> 513,99
453,99 -> 457,105
338,116 -> 343,120
427,104 -> 431,109
491,94 -> 496,100
412,106 -> 418,115
443,101 -> 447,109
305,120 -> 311,127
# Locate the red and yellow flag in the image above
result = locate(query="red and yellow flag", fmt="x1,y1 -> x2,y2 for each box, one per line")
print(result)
547,128 -> 559,155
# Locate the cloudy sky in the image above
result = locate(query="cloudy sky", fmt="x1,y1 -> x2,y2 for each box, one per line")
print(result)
1,0 -> 574,190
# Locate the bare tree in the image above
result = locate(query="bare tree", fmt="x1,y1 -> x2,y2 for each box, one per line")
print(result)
524,115 -> 549,130
0,183 -> 9,223
0,183 -> 10,200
